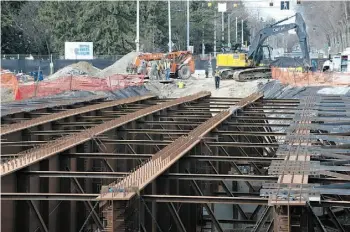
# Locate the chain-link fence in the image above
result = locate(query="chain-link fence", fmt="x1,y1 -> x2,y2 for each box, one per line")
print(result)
1,54 -> 124,60
2,54 -> 217,76
1,54 -> 124,76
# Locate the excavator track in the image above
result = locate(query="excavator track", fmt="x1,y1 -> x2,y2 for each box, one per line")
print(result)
220,67 -> 271,81
233,67 -> 271,81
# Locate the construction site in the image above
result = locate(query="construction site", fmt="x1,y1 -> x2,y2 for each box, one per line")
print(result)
1,1 -> 350,232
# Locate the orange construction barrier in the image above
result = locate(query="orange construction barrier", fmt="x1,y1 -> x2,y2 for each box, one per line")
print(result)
1,69 -> 20,100
15,74 -> 145,101
271,67 -> 350,86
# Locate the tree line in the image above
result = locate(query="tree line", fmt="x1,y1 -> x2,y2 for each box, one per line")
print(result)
1,1 -> 251,56
298,1 -> 350,53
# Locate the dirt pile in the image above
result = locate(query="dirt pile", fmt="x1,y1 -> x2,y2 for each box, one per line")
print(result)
97,51 -> 139,78
46,52 -> 139,81
1,88 -> 15,102
71,61 -> 100,75
47,61 -> 100,81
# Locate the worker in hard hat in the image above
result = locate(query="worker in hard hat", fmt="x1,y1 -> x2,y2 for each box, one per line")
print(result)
165,59 -> 171,80
215,70 -> 220,89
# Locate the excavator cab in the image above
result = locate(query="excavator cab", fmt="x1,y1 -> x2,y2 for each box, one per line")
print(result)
255,45 -> 273,67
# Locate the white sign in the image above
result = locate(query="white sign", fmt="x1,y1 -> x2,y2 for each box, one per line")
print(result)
218,3 -> 227,12
65,42 -> 93,60
188,46 -> 194,53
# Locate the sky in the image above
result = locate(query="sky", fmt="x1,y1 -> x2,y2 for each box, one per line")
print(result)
242,0 -> 296,20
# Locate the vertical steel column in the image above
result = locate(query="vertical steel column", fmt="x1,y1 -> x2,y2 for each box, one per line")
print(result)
151,180 -> 157,232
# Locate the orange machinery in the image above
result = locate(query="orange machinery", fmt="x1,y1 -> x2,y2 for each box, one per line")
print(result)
131,51 -> 195,79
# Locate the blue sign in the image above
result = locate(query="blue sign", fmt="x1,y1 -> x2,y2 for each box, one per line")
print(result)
281,1 -> 290,10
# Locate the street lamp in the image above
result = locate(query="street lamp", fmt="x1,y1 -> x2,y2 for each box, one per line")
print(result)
136,0 -> 140,52
187,0 -> 190,51
168,0 -> 172,52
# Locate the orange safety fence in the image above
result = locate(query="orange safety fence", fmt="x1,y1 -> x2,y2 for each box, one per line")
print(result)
15,74 -> 145,101
1,69 -> 20,100
271,67 -> 350,87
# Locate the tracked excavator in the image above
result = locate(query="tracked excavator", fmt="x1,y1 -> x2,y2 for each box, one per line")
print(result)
217,13 -> 310,81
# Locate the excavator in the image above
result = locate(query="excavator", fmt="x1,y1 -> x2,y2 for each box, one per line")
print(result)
216,13 -> 310,81
128,51 -> 195,79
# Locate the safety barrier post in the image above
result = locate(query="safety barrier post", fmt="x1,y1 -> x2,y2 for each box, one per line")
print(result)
70,74 -> 73,91
109,76 -> 112,91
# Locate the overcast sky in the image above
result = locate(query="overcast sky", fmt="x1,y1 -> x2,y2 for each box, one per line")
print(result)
242,0 -> 296,20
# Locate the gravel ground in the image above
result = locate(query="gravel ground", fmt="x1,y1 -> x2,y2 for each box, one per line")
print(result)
1,88 -> 15,103
145,76 -> 269,98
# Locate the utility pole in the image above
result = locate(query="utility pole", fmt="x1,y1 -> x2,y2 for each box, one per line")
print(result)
202,24 -> 205,56
201,2 -> 204,56
187,0 -> 190,51
214,11 -> 217,57
228,14 -> 230,47
168,0 -> 172,52
136,0 -> 140,52
235,17 -> 238,43
221,12 -> 224,46
241,19 -> 244,45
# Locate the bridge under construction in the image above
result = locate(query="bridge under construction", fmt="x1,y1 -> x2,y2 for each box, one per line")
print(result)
1,91 -> 350,232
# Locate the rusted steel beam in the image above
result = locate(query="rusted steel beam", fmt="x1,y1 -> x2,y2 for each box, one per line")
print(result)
1,95 -> 105,117
1,95 -> 155,136
1,193 -> 99,201
0,91 -> 210,176
97,92 -> 263,201
163,173 -> 276,181
57,153 -> 280,163
22,171 -> 127,178
2,193 -> 350,207
26,129 -> 288,137
142,195 -> 269,205
62,153 -> 153,159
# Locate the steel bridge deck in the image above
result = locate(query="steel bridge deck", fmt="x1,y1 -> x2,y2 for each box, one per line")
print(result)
1,91 -> 350,232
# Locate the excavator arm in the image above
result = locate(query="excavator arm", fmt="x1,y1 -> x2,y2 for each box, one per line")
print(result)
248,13 -> 310,66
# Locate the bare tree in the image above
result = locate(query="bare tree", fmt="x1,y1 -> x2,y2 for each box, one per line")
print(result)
297,1 -> 350,53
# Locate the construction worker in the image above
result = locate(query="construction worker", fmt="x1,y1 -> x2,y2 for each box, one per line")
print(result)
215,70 -> 220,89
151,61 -> 158,79
165,59 -> 171,80
157,61 -> 163,79
137,60 -> 143,74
